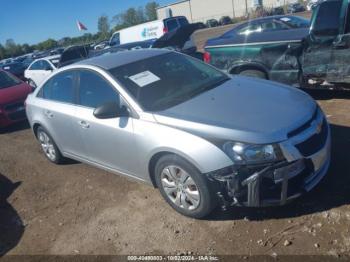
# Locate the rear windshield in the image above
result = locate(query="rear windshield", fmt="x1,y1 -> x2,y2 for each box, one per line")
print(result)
0,71 -> 21,89
109,52 -> 229,112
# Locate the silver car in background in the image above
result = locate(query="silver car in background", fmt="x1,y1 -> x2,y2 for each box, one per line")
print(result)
25,49 -> 331,218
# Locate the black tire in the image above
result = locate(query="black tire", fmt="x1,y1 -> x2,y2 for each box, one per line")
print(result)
239,69 -> 267,79
154,154 -> 217,218
36,126 -> 65,164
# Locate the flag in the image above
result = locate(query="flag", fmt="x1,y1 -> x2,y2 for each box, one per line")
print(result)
77,20 -> 88,31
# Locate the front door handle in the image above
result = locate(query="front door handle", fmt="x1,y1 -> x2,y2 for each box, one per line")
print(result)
78,120 -> 90,129
44,110 -> 53,118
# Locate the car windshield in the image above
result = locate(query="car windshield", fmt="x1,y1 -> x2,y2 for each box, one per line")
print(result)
109,52 -> 230,112
278,16 -> 310,28
0,71 -> 21,89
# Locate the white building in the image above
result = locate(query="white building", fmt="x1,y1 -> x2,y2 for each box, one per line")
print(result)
157,0 -> 295,23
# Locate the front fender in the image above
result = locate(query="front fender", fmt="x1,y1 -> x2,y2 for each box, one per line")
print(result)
133,118 -> 233,180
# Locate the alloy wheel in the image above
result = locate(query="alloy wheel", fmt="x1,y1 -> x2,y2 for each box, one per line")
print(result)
160,165 -> 200,210
38,131 -> 56,161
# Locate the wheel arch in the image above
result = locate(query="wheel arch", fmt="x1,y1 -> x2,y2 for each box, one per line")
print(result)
229,62 -> 269,79
148,151 -> 173,188
31,122 -> 64,154
147,145 -> 230,188
148,150 -> 204,188
32,122 -> 42,138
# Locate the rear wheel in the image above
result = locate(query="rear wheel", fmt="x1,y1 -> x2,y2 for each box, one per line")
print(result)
239,69 -> 267,79
154,154 -> 217,218
36,127 -> 64,164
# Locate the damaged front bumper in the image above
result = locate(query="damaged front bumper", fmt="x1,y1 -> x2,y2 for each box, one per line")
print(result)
207,111 -> 331,209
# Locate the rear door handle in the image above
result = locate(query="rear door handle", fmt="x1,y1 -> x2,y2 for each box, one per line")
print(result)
78,120 -> 90,129
44,110 -> 53,118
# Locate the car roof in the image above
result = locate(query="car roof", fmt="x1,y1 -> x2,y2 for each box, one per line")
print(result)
222,15 -> 306,35
75,49 -> 171,70
247,15 -> 297,23
163,16 -> 187,21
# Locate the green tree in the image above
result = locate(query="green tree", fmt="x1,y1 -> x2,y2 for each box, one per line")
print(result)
21,43 -> 33,54
0,44 -> 6,60
98,15 -> 110,38
5,39 -> 22,57
122,7 -> 145,26
36,38 -> 57,51
137,7 -> 146,23
145,1 -> 159,21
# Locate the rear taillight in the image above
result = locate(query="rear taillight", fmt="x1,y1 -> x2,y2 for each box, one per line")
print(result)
163,27 -> 168,34
203,51 -> 211,63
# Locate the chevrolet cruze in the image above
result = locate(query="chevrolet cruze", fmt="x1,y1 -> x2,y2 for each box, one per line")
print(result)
25,49 -> 331,218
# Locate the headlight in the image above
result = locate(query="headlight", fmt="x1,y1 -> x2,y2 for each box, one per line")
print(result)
223,142 -> 280,165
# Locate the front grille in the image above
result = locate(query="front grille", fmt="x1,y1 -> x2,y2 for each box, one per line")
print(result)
4,101 -> 24,111
295,119 -> 328,156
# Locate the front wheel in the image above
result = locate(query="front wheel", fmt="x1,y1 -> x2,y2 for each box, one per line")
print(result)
154,154 -> 217,218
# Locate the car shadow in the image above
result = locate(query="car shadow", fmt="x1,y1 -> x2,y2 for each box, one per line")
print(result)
0,121 -> 30,134
0,174 -> 24,256
206,123 -> 350,221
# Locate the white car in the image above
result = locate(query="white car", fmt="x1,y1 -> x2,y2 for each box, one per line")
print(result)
24,55 -> 60,88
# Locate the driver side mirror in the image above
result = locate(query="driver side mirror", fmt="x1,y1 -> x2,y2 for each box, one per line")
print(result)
93,102 -> 129,119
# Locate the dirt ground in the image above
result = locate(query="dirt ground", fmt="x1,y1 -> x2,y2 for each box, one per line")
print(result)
1,17 -> 350,257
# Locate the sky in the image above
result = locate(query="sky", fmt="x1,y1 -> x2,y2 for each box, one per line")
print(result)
0,0 -> 173,45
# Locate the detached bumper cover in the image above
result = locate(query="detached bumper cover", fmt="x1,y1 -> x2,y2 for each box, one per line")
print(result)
207,109 -> 331,208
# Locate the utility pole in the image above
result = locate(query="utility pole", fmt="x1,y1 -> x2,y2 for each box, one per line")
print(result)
245,0 -> 248,16
232,0 -> 235,17
188,0 -> 194,22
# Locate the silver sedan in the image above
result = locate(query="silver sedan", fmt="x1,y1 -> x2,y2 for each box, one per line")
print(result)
25,49 -> 331,218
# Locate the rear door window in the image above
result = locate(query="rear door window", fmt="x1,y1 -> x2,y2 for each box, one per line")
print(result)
37,71 -> 76,103
238,23 -> 262,35
261,20 -> 290,31
30,61 -> 43,70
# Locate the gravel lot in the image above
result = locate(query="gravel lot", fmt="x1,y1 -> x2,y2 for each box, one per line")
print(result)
1,16 -> 350,257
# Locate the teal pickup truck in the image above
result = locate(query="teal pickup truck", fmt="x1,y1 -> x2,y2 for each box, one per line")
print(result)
204,0 -> 350,89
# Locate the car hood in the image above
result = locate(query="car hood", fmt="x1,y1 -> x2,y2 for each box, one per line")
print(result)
0,82 -> 32,106
153,76 -> 316,144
